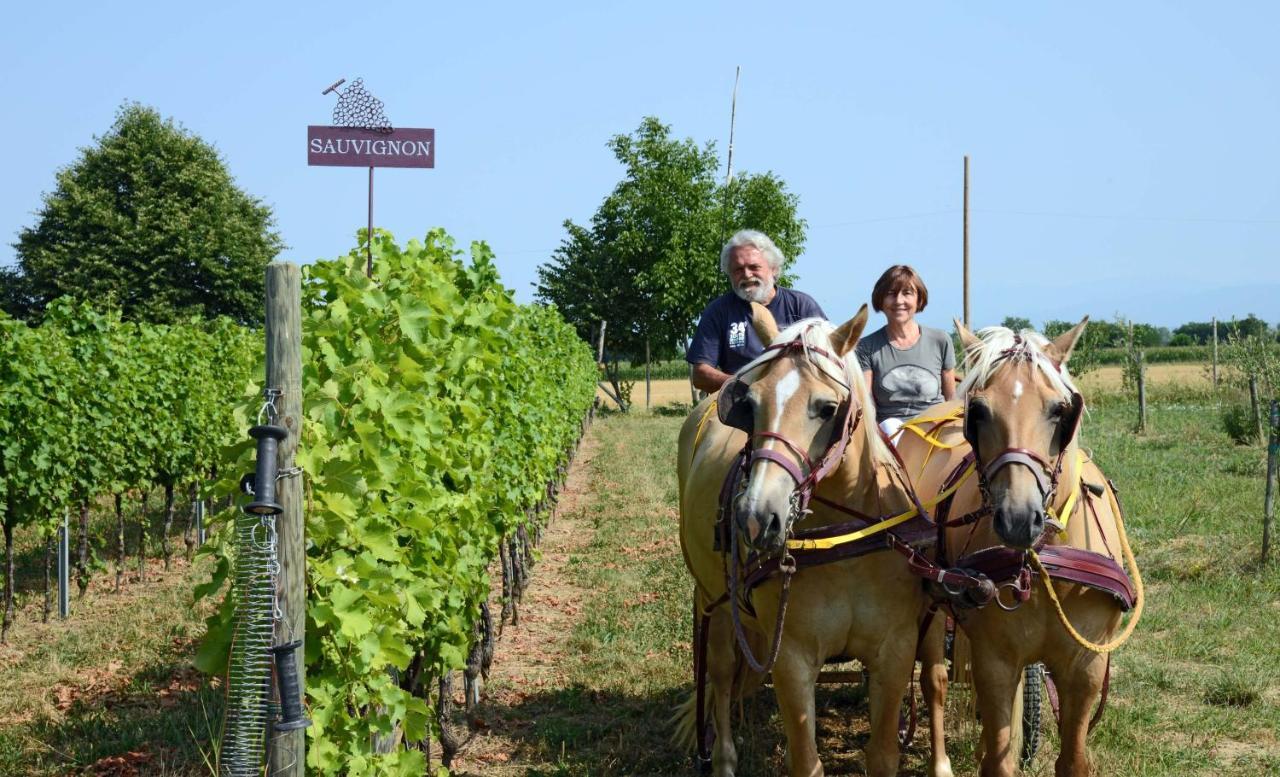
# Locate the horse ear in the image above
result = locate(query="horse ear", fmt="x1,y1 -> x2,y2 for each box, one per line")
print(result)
750,302 -> 779,346
954,318 -> 982,356
831,304 -> 869,357
1045,316 -> 1090,366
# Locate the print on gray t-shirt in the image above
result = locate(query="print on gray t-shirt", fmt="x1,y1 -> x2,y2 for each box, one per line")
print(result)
855,325 -> 956,422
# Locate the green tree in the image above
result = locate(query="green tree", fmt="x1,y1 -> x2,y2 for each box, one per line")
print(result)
13,103 -> 283,325
1001,316 -> 1032,332
535,117 -> 806,363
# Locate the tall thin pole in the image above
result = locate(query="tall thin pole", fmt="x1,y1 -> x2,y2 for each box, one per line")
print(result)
1212,317 -> 1219,389
58,509 -> 69,618
1263,399 -> 1277,564
963,155 -> 971,328
266,263 -> 305,777
366,167 -> 375,277
725,66 -> 740,184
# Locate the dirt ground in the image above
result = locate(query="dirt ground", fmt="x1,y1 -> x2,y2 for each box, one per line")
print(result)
445,430 -> 602,775
599,362 -> 1212,412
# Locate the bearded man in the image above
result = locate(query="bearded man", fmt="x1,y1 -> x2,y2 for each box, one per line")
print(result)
686,230 -> 827,393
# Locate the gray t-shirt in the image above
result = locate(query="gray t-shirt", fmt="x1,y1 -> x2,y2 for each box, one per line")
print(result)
855,325 -> 956,422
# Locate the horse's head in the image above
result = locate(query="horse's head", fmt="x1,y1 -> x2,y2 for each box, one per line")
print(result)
955,317 -> 1088,549
719,304 -> 870,554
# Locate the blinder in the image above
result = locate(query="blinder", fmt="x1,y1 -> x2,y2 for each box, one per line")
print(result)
718,376 -> 754,431
1054,391 -> 1084,454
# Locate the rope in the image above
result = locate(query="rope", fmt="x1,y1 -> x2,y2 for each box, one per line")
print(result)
1027,482 -> 1145,654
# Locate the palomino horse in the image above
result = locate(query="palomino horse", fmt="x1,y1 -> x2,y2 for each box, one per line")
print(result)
676,304 -> 952,777
899,319 -> 1143,777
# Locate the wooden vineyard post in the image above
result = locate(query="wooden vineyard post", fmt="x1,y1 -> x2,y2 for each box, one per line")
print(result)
645,337 -> 651,412
1264,399 -> 1278,565
1250,376 -> 1263,444
266,263 -> 306,776
1212,317 -> 1219,390
1136,350 -> 1147,434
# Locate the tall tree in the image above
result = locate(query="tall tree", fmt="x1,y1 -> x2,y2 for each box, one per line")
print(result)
536,117 -> 806,361
13,103 -> 283,324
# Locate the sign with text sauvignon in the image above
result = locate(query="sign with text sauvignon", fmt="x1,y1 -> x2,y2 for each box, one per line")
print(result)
307,125 -> 435,168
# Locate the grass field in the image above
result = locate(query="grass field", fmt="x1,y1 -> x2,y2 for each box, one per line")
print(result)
3,377 -> 1277,775
603,362 -> 1216,412
466,384 -> 1280,775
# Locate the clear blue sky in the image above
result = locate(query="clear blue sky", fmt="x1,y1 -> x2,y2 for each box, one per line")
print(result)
4,1 -> 1278,332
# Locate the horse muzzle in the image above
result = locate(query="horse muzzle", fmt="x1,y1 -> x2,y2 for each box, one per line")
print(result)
734,493 -> 789,553
992,497 -> 1046,549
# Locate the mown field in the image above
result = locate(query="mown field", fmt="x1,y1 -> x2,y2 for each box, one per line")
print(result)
2,376 -> 1277,775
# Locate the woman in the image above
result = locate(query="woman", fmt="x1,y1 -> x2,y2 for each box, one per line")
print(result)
855,265 -> 956,441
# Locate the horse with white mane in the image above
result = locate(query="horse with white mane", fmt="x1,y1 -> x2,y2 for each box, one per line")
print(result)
901,319 -> 1144,777
675,303 -> 953,777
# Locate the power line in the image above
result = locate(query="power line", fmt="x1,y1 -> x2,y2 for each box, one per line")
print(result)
974,208 -> 1280,225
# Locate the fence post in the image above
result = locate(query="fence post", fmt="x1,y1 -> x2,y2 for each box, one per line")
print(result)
58,509 -> 69,619
645,337 -> 651,412
1211,317 -> 1218,390
1263,399 -> 1278,565
1136,351 -> 1147,434
266,263 -> 305,776
1249,376 -> 1263,444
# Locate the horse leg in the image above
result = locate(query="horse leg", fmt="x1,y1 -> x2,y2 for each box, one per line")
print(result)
706,608 -> 740,777
865,638 -> 915,777
918,615 -> 955,777
770,648 -> 823,777
970,645 -> 1021,777
1044,650 -> 1105,777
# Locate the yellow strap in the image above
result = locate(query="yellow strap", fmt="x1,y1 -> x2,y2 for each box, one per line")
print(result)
899,407 -> 966,478
786,463 -> 976,551
693,398 -> 718,453
1048,450 -> 1085,537
1029,481 -> 1145,654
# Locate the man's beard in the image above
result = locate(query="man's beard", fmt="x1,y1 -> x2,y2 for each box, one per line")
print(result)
733,276 -> 775,304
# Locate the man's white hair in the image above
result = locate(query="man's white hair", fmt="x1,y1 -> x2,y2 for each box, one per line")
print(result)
719,229 -> 786,275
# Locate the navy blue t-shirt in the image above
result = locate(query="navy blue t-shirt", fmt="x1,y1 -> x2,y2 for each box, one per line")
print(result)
686,288 -> 827,375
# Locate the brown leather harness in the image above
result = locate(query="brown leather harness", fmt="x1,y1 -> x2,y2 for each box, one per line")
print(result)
690,335 -> 1136,765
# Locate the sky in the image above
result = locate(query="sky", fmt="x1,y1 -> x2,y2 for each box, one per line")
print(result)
3,1 -> 1278,333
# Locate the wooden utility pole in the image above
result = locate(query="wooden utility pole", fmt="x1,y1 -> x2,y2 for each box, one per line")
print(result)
726,66 -> 740,184
266,263 -> 305,777
963,155 -> 971,328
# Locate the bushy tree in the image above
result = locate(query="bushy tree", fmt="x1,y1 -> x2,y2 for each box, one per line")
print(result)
1001,316 -> 1032,332
13,103 -> 283,325
535,117 -> 806,363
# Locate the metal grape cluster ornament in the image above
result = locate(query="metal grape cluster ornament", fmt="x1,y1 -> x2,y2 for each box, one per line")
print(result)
329,78 -> 392,132
308,77 -> 435,275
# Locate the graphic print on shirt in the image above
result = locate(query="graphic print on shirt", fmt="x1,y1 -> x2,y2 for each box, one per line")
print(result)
728,321 -> 747,349
881,364 -> 940,405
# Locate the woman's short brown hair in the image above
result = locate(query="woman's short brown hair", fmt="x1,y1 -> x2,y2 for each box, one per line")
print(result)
871,265 -> 929,313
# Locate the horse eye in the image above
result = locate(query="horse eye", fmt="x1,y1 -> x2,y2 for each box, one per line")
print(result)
968,401 -> 990,423
1048,402 -> 1066,419
818,402 -> 838,420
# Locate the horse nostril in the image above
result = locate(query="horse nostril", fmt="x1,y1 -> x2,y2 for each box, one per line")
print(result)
766,512 -> 783,539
